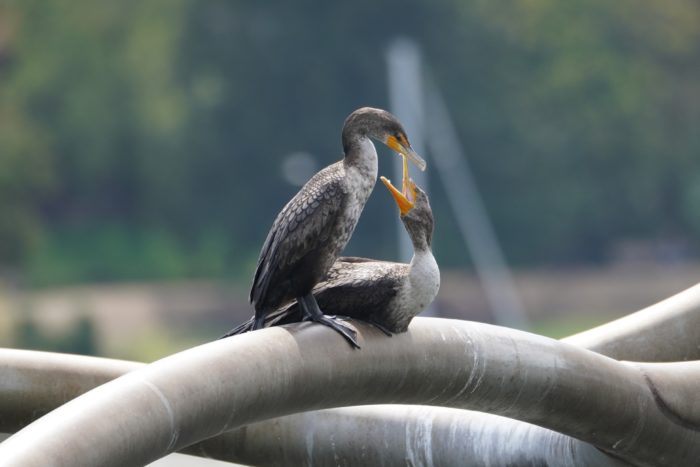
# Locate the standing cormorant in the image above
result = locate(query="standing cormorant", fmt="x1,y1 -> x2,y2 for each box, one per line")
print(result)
247,107 -> 426,348
223,156 -> 439,337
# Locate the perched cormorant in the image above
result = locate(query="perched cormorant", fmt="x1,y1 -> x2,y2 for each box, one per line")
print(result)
223,156 -> 439,337
246,107 -> 426,348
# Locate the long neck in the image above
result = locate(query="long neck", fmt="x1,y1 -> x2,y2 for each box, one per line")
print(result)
342,135 -> 378,196
403,218 -> 431,254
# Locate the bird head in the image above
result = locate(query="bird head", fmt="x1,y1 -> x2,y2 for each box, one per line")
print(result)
383,131 -> 426,172
343,107 -> 426,172
380,155 -> 433,249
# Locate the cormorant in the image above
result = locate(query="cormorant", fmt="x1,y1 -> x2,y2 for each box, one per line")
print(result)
223,156 -> 439,338
246,107 -> 426,348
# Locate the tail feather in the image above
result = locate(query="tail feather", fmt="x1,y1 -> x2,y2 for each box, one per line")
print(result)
218,302 -> 303,341
219,317 -> 255,339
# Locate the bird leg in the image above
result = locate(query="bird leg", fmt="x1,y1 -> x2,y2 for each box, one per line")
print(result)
252,315 -> 266,330
299,294 -> 360,349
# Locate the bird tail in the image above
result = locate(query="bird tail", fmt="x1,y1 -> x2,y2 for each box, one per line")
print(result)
218,302 -> 304,340
218,317 -> 255,339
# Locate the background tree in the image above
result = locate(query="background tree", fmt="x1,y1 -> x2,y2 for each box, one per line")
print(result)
1,0 -> 699,285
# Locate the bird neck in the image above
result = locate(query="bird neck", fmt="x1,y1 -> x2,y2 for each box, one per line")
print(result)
403,218 -> 431,253
343,135 -> 378,184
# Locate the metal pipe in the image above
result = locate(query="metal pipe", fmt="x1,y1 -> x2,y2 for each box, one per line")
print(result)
0,350 -> 139,432
563,282 -> 700,361
386,37 -> 429,264
4,283 -> 700,465
0,348 -> 621,467
1,317 -> 699,466
187,405 -> 629,467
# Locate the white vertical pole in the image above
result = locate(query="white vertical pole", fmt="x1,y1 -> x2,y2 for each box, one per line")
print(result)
386,38 -> 434,316
386,38 -> 428,263
386,36 -> 527,328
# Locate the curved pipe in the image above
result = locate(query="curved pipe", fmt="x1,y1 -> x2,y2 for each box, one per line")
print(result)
0,350 -> 140,432
188,405 -> 629,467
0,349 -> 625,467
0,318 -> 699,466
563,282 -> 700,361
0,348 -> 626,467
4,284 -> 700,464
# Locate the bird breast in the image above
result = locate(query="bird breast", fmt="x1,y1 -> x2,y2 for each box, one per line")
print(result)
386,250 -> 440,332
407,250 -> 440,312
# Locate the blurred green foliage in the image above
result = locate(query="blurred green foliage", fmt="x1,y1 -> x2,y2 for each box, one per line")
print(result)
25,224 -> 231,285
1,0 -> 700,286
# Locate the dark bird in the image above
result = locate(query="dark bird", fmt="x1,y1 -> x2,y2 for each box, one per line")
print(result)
223,156 -> 439,337
244,107 -> 426,348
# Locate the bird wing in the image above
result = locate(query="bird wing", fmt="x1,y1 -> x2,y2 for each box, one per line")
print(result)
334,256 -> 387,264
311,260 -> 407,317
258,259 -> 407,327
250,163 -> 346,307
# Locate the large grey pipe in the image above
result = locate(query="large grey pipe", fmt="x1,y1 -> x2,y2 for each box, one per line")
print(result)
189,405 -> 629,467
1,317 -> 699,467
563,282 -> 700,361
3,284 -> 700,466
0,349 -> 623,467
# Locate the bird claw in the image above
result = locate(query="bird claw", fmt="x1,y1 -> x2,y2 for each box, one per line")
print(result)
314,315 -> 360,349
326,314 -> 349,321
332,316 -> 392,337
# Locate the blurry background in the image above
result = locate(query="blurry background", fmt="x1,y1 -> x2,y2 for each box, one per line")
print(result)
1,0 -> 700,361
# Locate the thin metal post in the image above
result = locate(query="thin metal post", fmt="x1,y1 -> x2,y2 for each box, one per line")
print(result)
386,38 -> 433,315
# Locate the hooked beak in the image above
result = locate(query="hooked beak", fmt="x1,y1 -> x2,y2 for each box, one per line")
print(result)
385,135 -> 427,172
380,155 -> 417,216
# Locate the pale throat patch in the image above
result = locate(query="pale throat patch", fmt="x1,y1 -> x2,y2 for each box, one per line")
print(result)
345,136 -> 378,201
408,249 -> 440,308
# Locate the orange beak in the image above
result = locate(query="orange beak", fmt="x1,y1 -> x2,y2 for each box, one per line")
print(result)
385,135 -> 427,172
380,155 -> 417,215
